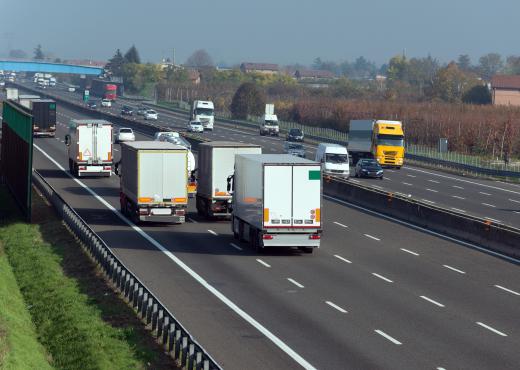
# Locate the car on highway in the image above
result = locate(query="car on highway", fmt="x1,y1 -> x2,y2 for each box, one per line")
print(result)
144,109 -> 158,120
115,128 -> 135,143
354,158 -> 384,179
101,99 -> 112,107
121,105 -> 134,116
68,86 -> 76,92
283,142 -> 305,158
136,106 -> 148,116
86,100 -> 98,109
187,120 -> 204,133
286,128 -> 304,142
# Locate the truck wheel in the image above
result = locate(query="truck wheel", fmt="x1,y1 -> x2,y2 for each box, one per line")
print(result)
300,247 -> 314,254
253,230 -> 264,254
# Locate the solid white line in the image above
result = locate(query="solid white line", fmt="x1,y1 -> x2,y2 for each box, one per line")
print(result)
452,185 -> 464,189
443,264 -> 466,274
33,144 -> 317,370
481,203 -> 496,208
400,248 -> 419,256
287,278 -> 304,288
479,191 -> 491,196
421,199 -> 436,204
350,179 -> 360,183
426,188 -> 438,193
485,217 -> 502,223
451,207 -> 467,213
494,285 -> 520,296
372,273 -> 393,283
402,182 -> 413,186
333,221 -> 348,228
230,243 -> 243,251
428,179 -> 440,184
256,259 -> 271,268
364,234 -> 380,241
476,322 -> 507,337
325,301 -> 348,313
334,255 -> 352,264
452,195 -> 465,200
208,229 -> 218,236
420,295 -> 445,307
374,330 -> 402,345
509,198 -> 520,204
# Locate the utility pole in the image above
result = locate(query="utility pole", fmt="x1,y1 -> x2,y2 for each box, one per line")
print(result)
172,48 -> 176,67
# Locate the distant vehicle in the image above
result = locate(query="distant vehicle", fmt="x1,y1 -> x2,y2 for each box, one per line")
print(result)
115,128 -> 135,143
259,103 -> 279,136
0,81 -> 5,87
154,131 -> 178,141
18,94 -> 41,109
90,79 -> 117,101
286,128 -> 304,142
30,99 -> 57,137
187,120 -> 204,133
164,135 -> 191,151
68,86 -> 76,92
49,77 -> 56,86
354,158 -> 384,179
6,88 -> 18,100
315,143 -> 350,178
101,99 -> 112,107
136,106 -> 148,116
121,105 -> 133,115
86,100 -> 98,109
283,142 -> 305,158
191,100 -> 214,130
348,120 -> 405,168
144,109 -> 158,120
65,119 -> 113,177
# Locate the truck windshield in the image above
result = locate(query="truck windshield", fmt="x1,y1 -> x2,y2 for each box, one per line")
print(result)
195,108 -> 214,116
265,120 -> 278,126
377,134 -> 404,147
326,153 -> 349,164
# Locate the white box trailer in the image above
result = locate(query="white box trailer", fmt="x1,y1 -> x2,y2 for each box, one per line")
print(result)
6,87 -> 18,101
65,119 -> 113,177
18,94 -> 41,109
231,154 -> 322,253
118,141 -> 188,223
196,141 -> 261,218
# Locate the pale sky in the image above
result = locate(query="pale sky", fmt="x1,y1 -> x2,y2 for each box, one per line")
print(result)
1,0 -> 518,66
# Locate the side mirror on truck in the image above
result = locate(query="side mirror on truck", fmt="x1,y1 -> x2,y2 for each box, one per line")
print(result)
227,174 -> 234,193
114,162 -> 121,177
64,135 -> 70,146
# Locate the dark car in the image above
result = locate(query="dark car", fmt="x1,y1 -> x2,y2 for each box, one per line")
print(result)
86,100 -> 98,109
284,142 -> 305,158
286,128 -> 304,142
355,159 -> 384,179
121,105 -> 134,115
136,106 -> 148,116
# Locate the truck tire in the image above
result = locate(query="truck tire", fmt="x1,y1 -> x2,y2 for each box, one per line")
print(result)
232,216 -> 239,239
300,247 -> 314,254
253,229 -> 264,254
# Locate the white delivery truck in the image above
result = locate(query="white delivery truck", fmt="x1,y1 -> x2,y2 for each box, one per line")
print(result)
259,103 -> 280,136
230,154 -> 322,253
191,100 -> 214,130
315,143 -> 350,178
196,141 -> 262,218
65,119 -> 113,177
116,141 -> 188,223
6,87 -> 19,101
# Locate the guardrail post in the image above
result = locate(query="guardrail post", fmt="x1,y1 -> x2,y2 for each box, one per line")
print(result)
156,309 -> 164,339
161,316 -> 169,344
146,298 -> 154,325
140,292 -> 149,319
203,360 -> 209,370
173,330 -> 182,359
151,303 -> 159,332
187,344 -> 195,370
139,292 -> 148,318
180,336 -> 188,367
167,323 -> 176,353
195,351 -> 203,370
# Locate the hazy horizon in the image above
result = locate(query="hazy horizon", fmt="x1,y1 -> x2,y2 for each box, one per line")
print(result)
1,0 -> 519,66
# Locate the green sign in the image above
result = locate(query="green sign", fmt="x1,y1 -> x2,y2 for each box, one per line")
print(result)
309,170 -> 321,180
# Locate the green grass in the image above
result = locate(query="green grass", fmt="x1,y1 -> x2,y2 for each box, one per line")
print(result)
0,188 -> 176,370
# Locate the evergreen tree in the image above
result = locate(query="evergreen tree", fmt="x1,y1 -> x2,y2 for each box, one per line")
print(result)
34,44 -> 44,60
124,45 -> 141,64
106,49 -> 125,76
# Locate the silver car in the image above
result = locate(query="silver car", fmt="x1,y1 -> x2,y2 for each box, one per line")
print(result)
115,128 -> 135,143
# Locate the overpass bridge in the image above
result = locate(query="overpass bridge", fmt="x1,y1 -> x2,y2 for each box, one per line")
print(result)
0,59 -> 103,75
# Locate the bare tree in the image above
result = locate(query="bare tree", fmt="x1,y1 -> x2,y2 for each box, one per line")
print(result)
185,49 -> 214,67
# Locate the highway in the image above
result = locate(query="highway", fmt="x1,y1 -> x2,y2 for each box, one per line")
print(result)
18,96 -> 520,369
23,81 -> 520,229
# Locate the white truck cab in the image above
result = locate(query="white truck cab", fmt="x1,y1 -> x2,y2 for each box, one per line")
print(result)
191,100 -> 214,130
260,104 -> 279,136
315,143 -> 350,178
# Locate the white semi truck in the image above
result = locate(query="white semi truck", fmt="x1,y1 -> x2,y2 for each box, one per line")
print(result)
230,154 -> 322,253
191,100 -> 214,130
65,119 -> 113,177
196,141 -> 262,218
116,141 -> 188,224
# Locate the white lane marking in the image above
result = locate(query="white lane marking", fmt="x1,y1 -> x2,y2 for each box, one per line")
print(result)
187,217 -> 198,223
420,295 -> 445,307
350,179 -> 360,183
443,265 -> 466,274
372,273 -> 393,283
437,367 -> 447,370
208,229 -> 218,236
325,301 -> 348,313
450,207 -> 467,213
400,248 -> 419,256
374,330 -> 402,345
428,179 -> 440,184
476,322 -> 507,337
452,185 -> 464,189
408,167 -> 520,195
334,255 -> 352,264
113,148 -> 119,152
407,174 -> 416,178
451,195 -> 465,200
479,191 -> 491,196
256,259 -> 271,268
421,199 -> 436,204
333,221 -> 348,228
364,234 -> 380,241
426,188 -> 438,193
323,194 -> 520,265
509,198 -> 520,204
230,243 -> 243,251
481,203 -> 496,208
33,144 -> 317,370
494,285 -> 520,296
402,182 -> 413,186
60,140 -> 64,143
384,177 -> 391,181
485,217 -> 502,223
287,278 -> 304,288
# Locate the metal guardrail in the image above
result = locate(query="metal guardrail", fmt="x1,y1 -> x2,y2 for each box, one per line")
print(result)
32,170 -> 222,370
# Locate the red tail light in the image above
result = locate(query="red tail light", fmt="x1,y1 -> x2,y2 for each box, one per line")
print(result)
103,166 -> 112,170
175,209 -> 185,216
263,234 -> 274,240
309,234 -> 321,240
79,166 -> 86,170
139,209 -> 150,215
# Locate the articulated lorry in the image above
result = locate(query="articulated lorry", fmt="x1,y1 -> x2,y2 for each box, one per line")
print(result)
30,99 -> 56,137
196,141 -> 262,218
117,141 -> 188,223
65,119 -> 113,177
230,154 -> 322,253
347,120 -> 405,168
191,100 -> 214,130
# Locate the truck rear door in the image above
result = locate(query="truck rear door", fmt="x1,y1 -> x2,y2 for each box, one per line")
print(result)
163,151 -> 188,204
77,125 -> 94,163
95,124 -> 112,163
263,165 -> 293,228
292,165 -> 321,228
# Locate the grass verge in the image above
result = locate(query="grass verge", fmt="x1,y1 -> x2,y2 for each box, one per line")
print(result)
0,186 -> 176,370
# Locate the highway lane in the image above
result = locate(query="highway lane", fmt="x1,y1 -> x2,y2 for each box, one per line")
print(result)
25,81 -> 520,229
27,102 -> 520,369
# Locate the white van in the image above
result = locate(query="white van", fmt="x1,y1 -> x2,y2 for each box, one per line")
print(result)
315,143 -> 350,178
